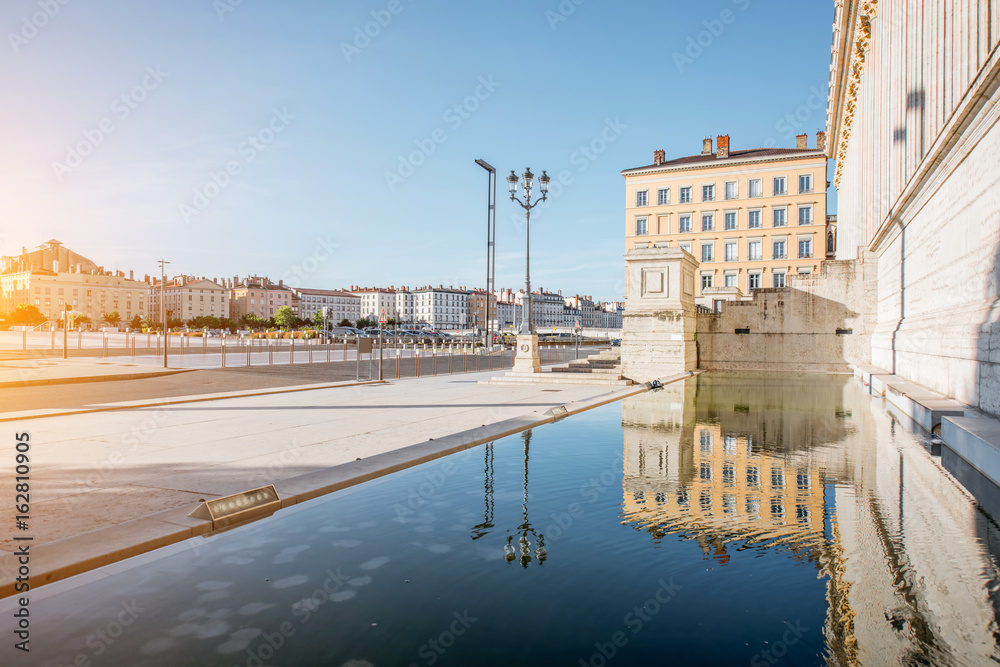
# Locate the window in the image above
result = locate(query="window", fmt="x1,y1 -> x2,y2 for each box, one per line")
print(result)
701,214 -> 714,231
679,215 -> 691,233
702,184 -> 715,202
748,179 -> 762,198
657,188 -> 670,205
798,174 -> 813,193
635,190 -> 648,207
798,239 -> 812,258
773,208 -> 786,227
635,217 -> 648,235
701,274 -> 713,291
798,206 -> 813,225
724,211 -> 737,230
748,210 -> 761,229
724,273 -> 738,287
747,466 -> 760,486
699,431 -> 712,452
725,181 -> 738,200
701,243 -> 714,262
679,186 -> 692,203
748,240 -> 762,261
773,176 -> 786,195
748,273 -> 762,290
725,241 -> 738,262
773,240 -> 787,259
679,242 -> 692,254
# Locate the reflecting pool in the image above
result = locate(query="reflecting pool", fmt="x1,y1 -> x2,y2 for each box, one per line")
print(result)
5,373 -> 1000,666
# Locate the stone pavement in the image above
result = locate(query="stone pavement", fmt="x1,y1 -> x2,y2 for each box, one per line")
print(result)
0,365 -> 660,597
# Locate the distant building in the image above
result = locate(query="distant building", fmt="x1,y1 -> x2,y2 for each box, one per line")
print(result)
0,240 -> 149,325
149,276 -> 228,324
411,285 -> 470,330
600,302 -> 624,329
294,288 -> 361,325
351,287 -> 397,322
226,276 -> 294,321
494,299 -> 520,333
468,289 -> 498,333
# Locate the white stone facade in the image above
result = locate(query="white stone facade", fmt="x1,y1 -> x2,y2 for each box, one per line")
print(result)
828,0 -> 1000,415
295,288 -> 360,325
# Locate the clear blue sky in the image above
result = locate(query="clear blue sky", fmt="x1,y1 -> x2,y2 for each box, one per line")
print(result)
2,0 -> 836,301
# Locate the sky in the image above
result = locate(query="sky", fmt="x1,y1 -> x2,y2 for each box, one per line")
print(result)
1,0 -> 837,302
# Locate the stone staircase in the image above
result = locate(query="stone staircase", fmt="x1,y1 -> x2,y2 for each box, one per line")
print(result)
548,349 -> 633,385
483,348 -> 634,386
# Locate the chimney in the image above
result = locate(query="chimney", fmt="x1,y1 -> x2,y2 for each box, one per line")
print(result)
129,270 -> 134,280
716,134 -> 730,159
816,130 -> 826,152
653,149 -> 665,166
796,133 -> 808,150
702,137 -> 713,155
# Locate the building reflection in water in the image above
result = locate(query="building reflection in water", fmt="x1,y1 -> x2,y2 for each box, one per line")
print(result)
620,373 -> 1000,666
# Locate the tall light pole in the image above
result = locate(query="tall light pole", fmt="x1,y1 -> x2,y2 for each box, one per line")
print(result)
158,259 -> 169,368
507,167 -> 550,374
475,159 -> 497,349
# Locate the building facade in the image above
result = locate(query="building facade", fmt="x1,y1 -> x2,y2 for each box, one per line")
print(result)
411,285 -> 470,330
351,287 -> 397,322
621,135 -> 830,309
149,276 -> 228,323
227,276 -> 295,321
0,240 -> 150,325
468,290 -> 498,333
828,0 -> 1000,415
295,288 -> 361,325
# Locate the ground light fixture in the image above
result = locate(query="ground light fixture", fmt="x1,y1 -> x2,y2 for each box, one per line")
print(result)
189,484 -> 281,531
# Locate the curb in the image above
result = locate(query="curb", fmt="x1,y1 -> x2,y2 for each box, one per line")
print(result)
0,368 -> 194,389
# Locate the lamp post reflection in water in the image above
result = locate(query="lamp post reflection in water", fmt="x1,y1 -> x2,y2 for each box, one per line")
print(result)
502,430 -> 546,568
470,442 -> 495,540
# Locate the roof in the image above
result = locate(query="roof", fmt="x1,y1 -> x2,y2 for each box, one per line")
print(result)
622,147 -> 824,174
296,288 -> 359,297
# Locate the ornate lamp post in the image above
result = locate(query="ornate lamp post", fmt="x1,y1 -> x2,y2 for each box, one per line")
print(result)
507,167 -> 550,374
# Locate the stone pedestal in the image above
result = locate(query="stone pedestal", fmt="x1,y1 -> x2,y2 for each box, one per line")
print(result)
510,333 -> 541,374
621,246 -> 698,383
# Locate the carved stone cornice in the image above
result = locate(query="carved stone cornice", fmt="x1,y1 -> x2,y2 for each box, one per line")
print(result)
832,0 -> 878,188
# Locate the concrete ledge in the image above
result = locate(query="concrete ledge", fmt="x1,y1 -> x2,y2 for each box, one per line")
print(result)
0,377 -> 662,598
854,365 -> 965,432
0,367 -> 194,388
942,415 -> 1000,488
0,507 -> 214,599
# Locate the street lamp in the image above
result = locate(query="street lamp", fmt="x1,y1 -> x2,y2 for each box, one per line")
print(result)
158,259 -> 169,368
508,167 -> 550,335
475,159 -> 497,350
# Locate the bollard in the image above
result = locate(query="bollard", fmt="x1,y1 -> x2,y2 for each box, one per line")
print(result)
290,336 -> 294,365
22,329 -> 26,351
103,332 -> 108,358
395,348 -> 400,379
308,337 -> 313,364
78,329 -> 82,350
415,347 -> 420,377
131,333 -> 135,358
432,348 -> 437,375
247,338 -> 251,367
222,336 -> 227,368
268,338 -> 273,365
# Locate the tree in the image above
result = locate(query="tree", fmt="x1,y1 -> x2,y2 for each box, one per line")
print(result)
356,317 -> 374,329
102,311 -> 121,326
129,314 -> 142,330
337,318 -> 353,327
386,317 -> 398,326
313,311 -> 326,329
240,313 -> 267,331
274,305 -> 296,330
9,304 -> 46,327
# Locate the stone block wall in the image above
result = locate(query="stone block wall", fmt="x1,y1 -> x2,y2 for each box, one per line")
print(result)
696,255 -> 874,372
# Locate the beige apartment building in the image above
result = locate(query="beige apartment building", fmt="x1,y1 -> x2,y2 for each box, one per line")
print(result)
149,275 -> 228,324
226,276 -> 295,321
621,134 -> 830,309
0,240 -> 149,325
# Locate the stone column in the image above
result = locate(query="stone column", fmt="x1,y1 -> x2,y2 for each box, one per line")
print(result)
621,246 -> 698,382
511,333 -> 541,375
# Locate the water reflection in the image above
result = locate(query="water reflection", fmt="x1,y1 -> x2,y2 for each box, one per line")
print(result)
475,430 -> 547,567
620,373 -> 1000,666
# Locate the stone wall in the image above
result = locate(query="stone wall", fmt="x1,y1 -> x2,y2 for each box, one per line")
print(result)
696,255 -> 875,372
829,0 -> 1000,415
